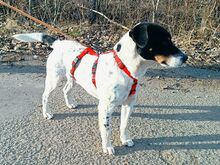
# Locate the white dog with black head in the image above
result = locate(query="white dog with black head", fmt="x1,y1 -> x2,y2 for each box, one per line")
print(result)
13,22 -> 187,155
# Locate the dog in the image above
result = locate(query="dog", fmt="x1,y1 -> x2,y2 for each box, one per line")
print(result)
13,22 -> 187,155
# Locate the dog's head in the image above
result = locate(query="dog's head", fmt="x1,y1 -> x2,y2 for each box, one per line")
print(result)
129,22 -> 187,67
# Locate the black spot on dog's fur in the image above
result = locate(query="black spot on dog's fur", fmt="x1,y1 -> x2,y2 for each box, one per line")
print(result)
116,44 -> 121,52
104,115 -> 110,129
42,34 -> 57,45
129,22 -> 182,61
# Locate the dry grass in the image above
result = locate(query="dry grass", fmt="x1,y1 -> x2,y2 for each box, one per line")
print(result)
1,1 -> 219,32
0,0 -> 219,70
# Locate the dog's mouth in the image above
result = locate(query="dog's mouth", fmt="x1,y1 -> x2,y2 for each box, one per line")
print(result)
154,53 -> 188,67
154,55 -> 169,66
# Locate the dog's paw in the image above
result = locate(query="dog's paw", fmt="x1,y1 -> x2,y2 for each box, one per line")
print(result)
67,103 -> 78,109
103,146 -> 115,155
43,113 -> 54,120
122,139 -> 134,147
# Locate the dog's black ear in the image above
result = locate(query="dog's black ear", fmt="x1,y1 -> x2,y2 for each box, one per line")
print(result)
129,23 -> 148,48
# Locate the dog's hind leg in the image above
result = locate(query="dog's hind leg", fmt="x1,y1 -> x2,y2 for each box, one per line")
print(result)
120,97 -> 135,147
63,75 -> 78,109
42,74 -> 60,119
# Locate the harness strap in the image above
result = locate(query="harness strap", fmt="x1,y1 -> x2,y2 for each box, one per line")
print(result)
70,48 -> 138,96
92,57 -> 99,87
111,50 -> 138,96
70,47 -> 98,80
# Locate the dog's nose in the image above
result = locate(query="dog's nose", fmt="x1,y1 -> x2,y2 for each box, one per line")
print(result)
181,54 -> 188,63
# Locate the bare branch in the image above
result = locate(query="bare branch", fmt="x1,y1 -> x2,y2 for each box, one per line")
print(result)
156,0 -> 160,11
151,0 -> 160,23
77,4 -> 130,31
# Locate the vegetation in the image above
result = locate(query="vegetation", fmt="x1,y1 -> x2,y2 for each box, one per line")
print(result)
1,1 -> 219,34
0,0 -> 219,70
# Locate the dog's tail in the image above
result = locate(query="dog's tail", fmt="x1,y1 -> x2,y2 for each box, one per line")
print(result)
12,33 -> 57,45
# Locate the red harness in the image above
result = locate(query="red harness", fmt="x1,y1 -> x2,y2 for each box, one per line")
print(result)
70,48 -> 138,96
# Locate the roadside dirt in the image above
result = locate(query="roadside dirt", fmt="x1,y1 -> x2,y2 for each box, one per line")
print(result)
0,19 -> 220,71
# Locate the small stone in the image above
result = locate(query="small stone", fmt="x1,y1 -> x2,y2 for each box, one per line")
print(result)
33,55 -> 38,60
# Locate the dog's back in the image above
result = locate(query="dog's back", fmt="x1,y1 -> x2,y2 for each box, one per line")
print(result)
48,40 -> 85,75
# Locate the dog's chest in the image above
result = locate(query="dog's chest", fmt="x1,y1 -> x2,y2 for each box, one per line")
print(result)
95,55 -> 134,103
68,52 -> 134,103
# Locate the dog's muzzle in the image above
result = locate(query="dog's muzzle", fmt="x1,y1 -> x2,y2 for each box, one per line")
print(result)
155,52 -> 188,67
167,53 -> 188,67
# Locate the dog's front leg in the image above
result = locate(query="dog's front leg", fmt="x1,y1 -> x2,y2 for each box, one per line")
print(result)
98,101 -> 115,155
120,99 -> 135,147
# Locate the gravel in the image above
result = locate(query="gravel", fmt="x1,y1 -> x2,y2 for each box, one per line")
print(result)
0,60 -> 220,164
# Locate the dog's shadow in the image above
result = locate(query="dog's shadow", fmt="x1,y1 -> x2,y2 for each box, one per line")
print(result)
144,64 -> 220,80
53,104 -> 220,155
122,105 -> 220,155
53,104 -> 97,120
54,104 -> 220,121
116,134 -> 220,155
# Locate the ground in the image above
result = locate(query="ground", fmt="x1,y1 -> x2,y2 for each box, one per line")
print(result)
0,59 -> 220,164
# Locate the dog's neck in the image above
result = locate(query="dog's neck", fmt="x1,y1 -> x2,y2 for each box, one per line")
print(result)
113,32 -> 148,78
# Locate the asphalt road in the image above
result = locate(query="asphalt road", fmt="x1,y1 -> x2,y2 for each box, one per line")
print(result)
0,60 -> 220,164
